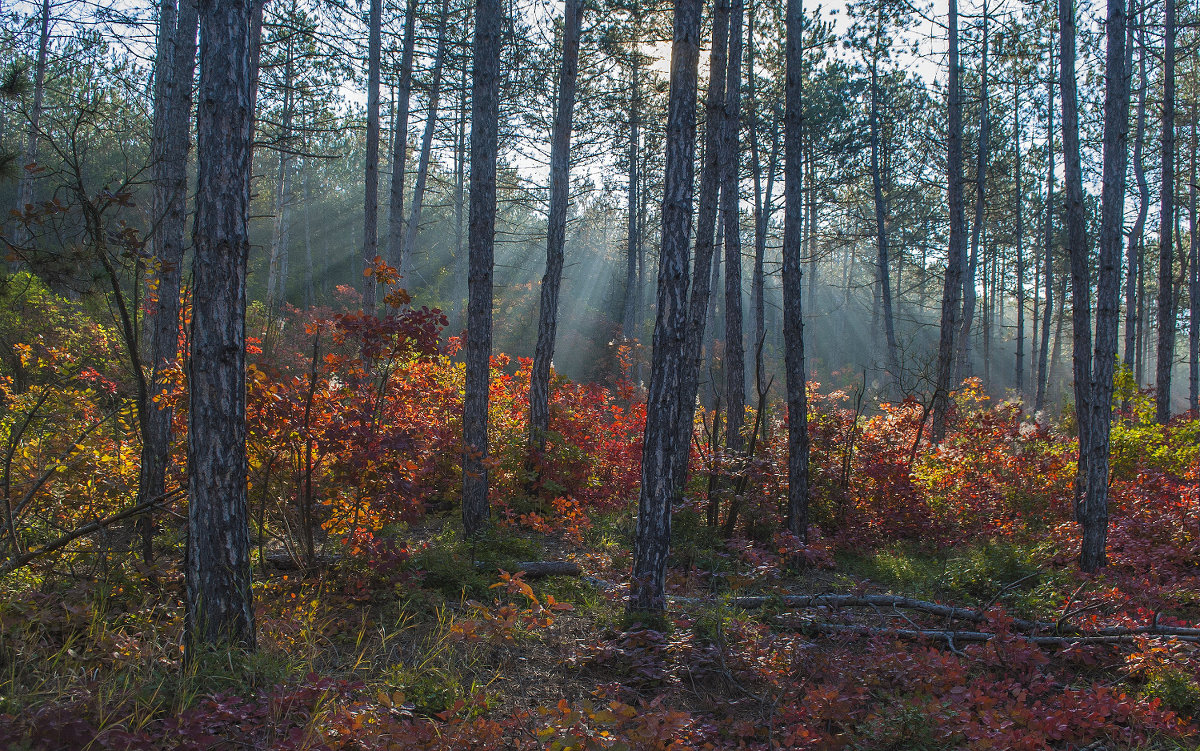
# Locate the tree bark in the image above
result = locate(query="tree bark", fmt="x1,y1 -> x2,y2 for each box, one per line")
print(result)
629,0 -> 700,614
673,0 -> 730,486
1013,77 -> 1025,394
462,0 -> 503,538
1060,0 -> 1092,517
401,0 -> 450,267
782,0 -> 809,540
528,0 -> 582,456
1188,93 -> 1198,413
138,0 -> 198,566
1124,6 -> 1148,377
722,0 -> 746,461
1081,0 -> 1130,572
267,35 -> 295,315
187,0 -> 256,654
868,8 -> 898,382
1155,0 -> 1175,423
388,0 -> 420,272
931,0 -> 967,442
622,60 -> 641,337
1035,67 -> 1055,414
362,0 -> 382,310
956,1 -> 988,382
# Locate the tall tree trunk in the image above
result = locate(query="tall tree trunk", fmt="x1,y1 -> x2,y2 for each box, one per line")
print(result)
1014,77 -> 1025,394
1061,0 -> 1093,519
1035,68 -> 1055,414
783,0 -> 809,540
722,0 -> 746,464
138,0 -> 198,566
1080,0 -> 1129,572
401,0 -> 450,266
1155,0 -> 1175,423
956,1 -> 988,382
267,36 -> 295,315
1124,6 -> 1148,375
303,170 -> 314,306
629,0 -> 701,614
931,0 -> 967,442
674,0 -> 730,486
528,0 -> 582,456
747,2 -> 775,399
622,60 -> 641,336
462,0 -> 503,538
362,0 -> 382,309
868,10 -> 898,382
187,0 -> 256,655
1188,94 -> 1198,413
388,0 -> 419,272
12,0 -> 51,246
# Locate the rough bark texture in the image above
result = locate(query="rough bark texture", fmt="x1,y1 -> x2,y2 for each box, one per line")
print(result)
267,37 -> 295,313
1035,70 -> 1055,414
401,0 -> 450,265
782,0 -> 809,540
931,0 -> 966,443
1124,9 -> 1148,377
187,0 -> 256,654
388,0 -> 419,272
362,0 -> 382,309
956,3 -> 988,382
622,61 -> 641,337
462,0 -> 502,538
629,0 -> 700,614
1060,0 -> 1092,517
528,0 -> 582,455
673,0 -> 730,487
722,0 -> 746,459
1013,80 -> 1025,393
1189,100 -> 1198,413
138,0 -> 198,564
1155,0 -> 1175,423
868,12 -> 898,382
1081,0 -> 1130,572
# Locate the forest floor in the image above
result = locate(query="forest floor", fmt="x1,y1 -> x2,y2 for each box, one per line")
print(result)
2,508 -> 1199,751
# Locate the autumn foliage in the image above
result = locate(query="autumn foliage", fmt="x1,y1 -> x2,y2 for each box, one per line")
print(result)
1,276 -> 1198,749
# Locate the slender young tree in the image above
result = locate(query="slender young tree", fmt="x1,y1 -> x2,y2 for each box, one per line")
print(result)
629,0 -> 701,614
675,0 -> 730,486
1080,0 -> 1130,572
1060,0 -> 1091,514
1188,96 -> 1197,414
931,0 -> 966,442
957,0 -> 988,380
528,0 -> 582,456
401,0 -> 451,263
462,0 -> 502,538
1155,0 -> 1176,423
1035,60 -> 1055,414
722,0 -> 746,466
1124,4 -> 1148,377
388,0 -> 419,272
187,0 -> 256,654
782,0 -> 810,540
362,0 -> 382,309
138,0 -> 198,564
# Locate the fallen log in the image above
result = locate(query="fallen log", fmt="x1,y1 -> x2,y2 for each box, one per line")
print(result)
772,620 -> 1200,646
680,593 -> 1200,638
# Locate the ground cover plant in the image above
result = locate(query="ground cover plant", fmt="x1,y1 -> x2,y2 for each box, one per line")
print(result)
1,284 -> 1197,750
